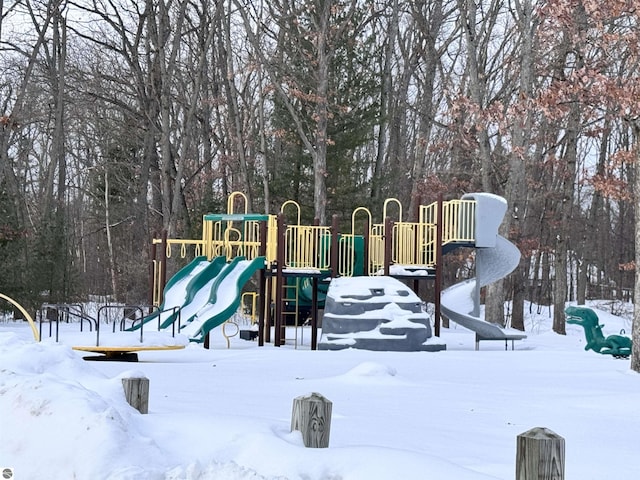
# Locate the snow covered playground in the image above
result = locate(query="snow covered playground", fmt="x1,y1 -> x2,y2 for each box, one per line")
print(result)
7,190 -> 527,358
2,192 -> 640,479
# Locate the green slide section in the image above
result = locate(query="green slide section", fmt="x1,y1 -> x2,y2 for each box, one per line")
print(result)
157,256 -> 227,330
297,277 -> 330,307
129,256 -> 226,331
180,256 -> 265,343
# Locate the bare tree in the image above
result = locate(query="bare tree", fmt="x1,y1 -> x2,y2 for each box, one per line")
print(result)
1,0 -> 60,185
235,0 -> 364,224
496,0 -> 539,330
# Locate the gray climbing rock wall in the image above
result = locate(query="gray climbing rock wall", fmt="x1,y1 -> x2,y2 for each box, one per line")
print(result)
318,276 -> 445,352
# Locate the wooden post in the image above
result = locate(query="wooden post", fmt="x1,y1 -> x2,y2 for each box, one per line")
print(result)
516,427 -> 565,480
122,377 -> 149,414
291,392 -> 332,448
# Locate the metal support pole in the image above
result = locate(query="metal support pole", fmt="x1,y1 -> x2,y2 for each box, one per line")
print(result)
434,195 -> 443,337
274,213 -> 285,346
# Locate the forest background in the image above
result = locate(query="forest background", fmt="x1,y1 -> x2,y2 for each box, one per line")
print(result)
3,0 -> 640,368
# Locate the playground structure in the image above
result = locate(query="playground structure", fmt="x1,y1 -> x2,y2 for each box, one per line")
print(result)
565,306 -> 632,359
1,191 -> 523,354
150,191 -> 524,350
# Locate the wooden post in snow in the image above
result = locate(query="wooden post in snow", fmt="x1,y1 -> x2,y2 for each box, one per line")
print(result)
291,392 -> 332,448
516,427 -> 565,480
122,377 -> 149,414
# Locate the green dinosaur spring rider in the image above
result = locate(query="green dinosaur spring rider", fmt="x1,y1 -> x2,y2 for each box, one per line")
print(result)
565,306 -> 632,359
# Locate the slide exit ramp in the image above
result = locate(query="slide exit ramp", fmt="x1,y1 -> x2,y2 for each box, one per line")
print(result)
440,193 -> 526,349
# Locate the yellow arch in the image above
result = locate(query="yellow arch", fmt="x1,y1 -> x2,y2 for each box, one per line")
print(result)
383,197 -> 402,221
280,199 -> 301,225
0,293 -> 39,341
351,206 -> 372,235
227,191 -> 249,215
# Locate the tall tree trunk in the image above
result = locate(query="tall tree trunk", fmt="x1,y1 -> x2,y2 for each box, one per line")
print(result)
38,4 -> 69,301
371,0 -> 398,205
459,0 -> 493,192
221,8 -> 252,205
256,65 -> 270,213
552,3 -> 586,334
171,7 -> 215,231
578,122 -> 610,304
0,0 -> 58,186
459,0 -> 503,325
630,123 -> 640,373
408,0 -> 444,215
103,168 -> 118,298
312,0 -> 331,225
500,0 -> 537,331
150,0 -> 188,236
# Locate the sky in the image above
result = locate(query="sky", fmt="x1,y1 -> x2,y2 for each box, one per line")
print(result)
1,297 -> 640,480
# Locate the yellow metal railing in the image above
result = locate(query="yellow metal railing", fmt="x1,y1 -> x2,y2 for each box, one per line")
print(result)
198,191 -> 266,261
266,214 -> 278,265
236,220 -> 262,259
283,224 -> 332,271
201,220 -> 264,260
392,221 -> 436,267
369,223 -> 385,275
420,199 -> 476,244
151,238 -> 204,259
337,234 -> 357,277
340,207 -> 370,276
151,238 -> 204,306
274,199 -> 333,272
443,199 -> 476,243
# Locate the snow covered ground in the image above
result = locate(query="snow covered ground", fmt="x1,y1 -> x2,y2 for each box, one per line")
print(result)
1,300 -> 639,479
